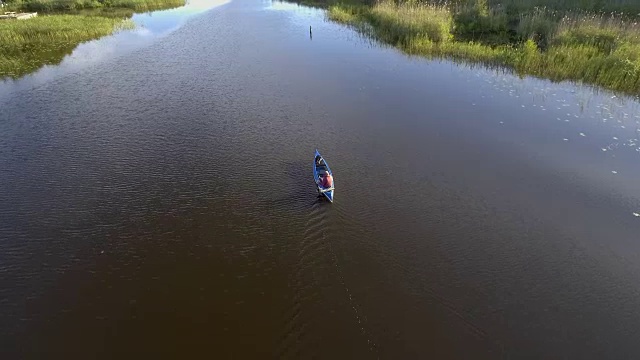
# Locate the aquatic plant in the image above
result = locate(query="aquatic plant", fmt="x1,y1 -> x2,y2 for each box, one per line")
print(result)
0,14 -> 133,78
3,0 -> 185,12
298,0 -> 640,94
0,0 -> 185,78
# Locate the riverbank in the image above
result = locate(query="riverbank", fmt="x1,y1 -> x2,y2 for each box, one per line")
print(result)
297,0 -> 640,95
3,0 -> 185,13
0,15 -> 136,78
0,0 -> 186,79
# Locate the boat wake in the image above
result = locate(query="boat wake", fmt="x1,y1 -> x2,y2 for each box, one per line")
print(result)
277,195 -> 379,357
276,195 -> 332,358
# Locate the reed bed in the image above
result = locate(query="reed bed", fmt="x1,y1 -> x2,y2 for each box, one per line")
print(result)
304,0 -> 640,94
4,0 -> 185,12
0,15 -> 134,78
0,0 -> 185,78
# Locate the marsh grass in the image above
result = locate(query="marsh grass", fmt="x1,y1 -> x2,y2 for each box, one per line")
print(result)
0,14 -> 135,78
497,0 -> 640,16
301,0 -> 640,13
319,0 -> 640,94
0,0 -> 185,78
4,0 -> 185,12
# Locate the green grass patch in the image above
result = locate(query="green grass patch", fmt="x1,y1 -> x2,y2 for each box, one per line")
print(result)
3,0 -> 185,13
0,0 -> 186,78
312,0 -> 640,95
299,0 -> 640,15
0,14 -> 134,78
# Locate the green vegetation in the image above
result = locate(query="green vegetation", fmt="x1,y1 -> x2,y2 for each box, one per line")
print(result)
3,0 -> 185,13
0,15 -> 134,78
294,0 -> 640,95
0,0 -> 185,79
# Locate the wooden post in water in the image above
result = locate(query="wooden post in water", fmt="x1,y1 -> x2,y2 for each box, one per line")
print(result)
309,25 -> 312,40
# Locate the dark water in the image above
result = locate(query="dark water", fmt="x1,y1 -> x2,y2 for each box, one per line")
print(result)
2,0 -> 640,358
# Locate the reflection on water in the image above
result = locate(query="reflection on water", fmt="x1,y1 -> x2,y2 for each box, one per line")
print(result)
132,0 -> 228,33
3,0 -> 640,357
0,0 -> 229,99
271,0 -> 320,13
462,67 -> 640,197
275,0 -> 640,206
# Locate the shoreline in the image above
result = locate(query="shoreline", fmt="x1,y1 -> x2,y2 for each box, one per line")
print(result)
0,0 -> 230,79
295,0 -> 640,96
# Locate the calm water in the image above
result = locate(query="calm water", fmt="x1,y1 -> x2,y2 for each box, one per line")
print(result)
2,0 -> 640,358
0,0 -> 228,97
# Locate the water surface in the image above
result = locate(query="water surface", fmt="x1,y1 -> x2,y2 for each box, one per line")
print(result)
2,1 -> 640,358
0,0 -> 229,98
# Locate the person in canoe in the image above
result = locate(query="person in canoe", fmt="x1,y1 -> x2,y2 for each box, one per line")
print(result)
320,170 -> 333,188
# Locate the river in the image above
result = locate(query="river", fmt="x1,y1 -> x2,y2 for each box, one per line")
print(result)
2,0 -> 640,358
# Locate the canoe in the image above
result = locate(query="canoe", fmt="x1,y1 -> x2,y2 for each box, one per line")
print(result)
313,149 -> 334,202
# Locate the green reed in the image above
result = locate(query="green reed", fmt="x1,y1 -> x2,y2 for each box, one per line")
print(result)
0,0 -> 186,79
0,14 -> 135,78
3,0 -> 185,13
299,0 -> 640,94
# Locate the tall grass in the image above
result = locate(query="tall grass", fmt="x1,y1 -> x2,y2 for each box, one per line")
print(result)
4,0 -> 185,13
0,0 -> 186,78
496,0 -> 640,15
0,15 -> 134,78
300,0 -> 640,14
317,0 -> 640,94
